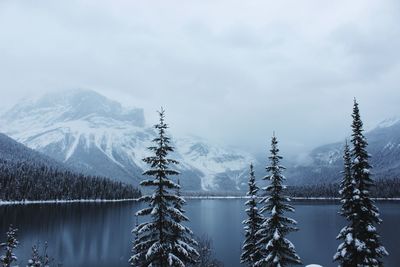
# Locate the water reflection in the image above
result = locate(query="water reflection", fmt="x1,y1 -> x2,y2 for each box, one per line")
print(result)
0,202 -> 139,267
0,200 -> 398,267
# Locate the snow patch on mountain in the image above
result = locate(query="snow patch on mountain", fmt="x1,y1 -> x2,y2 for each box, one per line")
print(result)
313,148 -> 342,165
0,89 -> 256,191
376,117 -> 400,129
287,115 -> 400,185
175,137 -> 254,190
383,142 -> 396,151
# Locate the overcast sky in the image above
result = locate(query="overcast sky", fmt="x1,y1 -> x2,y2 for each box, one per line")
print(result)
1,0 -> 400,157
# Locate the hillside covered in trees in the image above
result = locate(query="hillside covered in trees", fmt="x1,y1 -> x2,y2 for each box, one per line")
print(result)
0,133 -> 140,201
286,178 -> 400,198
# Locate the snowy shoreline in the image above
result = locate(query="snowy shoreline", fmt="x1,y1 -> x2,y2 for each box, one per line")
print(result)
0,198 -> 139,206
1,196 -> 399,206
184,196 -> 400,201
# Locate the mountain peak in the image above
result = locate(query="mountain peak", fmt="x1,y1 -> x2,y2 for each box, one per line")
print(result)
1,90 -> 256,191
376,117 -> 400,129
1,89 -> 145,127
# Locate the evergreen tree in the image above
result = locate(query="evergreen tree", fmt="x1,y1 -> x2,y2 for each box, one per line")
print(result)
27,245 -> 41,267
130,108 -> 198,267
27,242 -> 51,267
192,235 -> 223,267
170,178 -> 199,266
0,160 -> 141,201
41,242 -> 51,267
255,135 -> 301,267
347,99 -> 388,266
334,140 -> 358,266
241,163 -> 263,266
131,215 -> 146,267
0,225 -> 18,267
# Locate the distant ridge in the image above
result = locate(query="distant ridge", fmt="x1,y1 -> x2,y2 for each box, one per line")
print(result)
286,118 -> 400,185
3,89 -> 399,190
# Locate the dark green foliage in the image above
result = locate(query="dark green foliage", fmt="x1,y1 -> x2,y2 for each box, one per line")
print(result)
192,235 -> 224,267
286,179 -> 400,199
240,164 -> 263,265
170,178 -> 199,266
256,136 -> 301,267
27,242 -> 52,267
0,225 -> 18,267
334,141 -> 358,265
131,109 -> 198,267
27,245 -> 41,267
348,100 -> 388,266
0,160 -> 141,201
335,100 -> 388,267
338,141 -> 355,219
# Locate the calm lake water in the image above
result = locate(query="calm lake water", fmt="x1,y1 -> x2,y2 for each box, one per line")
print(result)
0,199 -> 398,267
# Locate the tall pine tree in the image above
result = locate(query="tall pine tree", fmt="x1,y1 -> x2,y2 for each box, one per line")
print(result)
241,163 -> 263,266
170,178 -> 199,266
255,135 -> 301,267
0,225 -> 18,267
334,140 -> 358,266
347,99 -> 387,266
130,108 -> 198,267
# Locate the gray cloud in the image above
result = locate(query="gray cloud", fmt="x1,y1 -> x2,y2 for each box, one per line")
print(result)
0,0 -> 400,157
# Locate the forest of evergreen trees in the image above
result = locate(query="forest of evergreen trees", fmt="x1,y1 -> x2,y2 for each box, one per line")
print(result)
182,178 -> 400,199
238,99 -> 388,267
286,178 -> 400,198
0,101 -> 396,267
0,159 -> 141,201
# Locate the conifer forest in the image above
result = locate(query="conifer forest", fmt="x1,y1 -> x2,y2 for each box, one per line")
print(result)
1,1 -> 400,266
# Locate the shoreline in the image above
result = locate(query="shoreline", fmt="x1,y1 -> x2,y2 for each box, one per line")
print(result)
0,198 -> 139,206
1,196 -> 399,206
185,196 -> 400,201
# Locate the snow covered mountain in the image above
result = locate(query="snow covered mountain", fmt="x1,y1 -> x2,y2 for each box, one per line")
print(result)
174,136 -> 254,191
0,89 -> 255,192
0,132 -> 65,169
287,117 -> 400,185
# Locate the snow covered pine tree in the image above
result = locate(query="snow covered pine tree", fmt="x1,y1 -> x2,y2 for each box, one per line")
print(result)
27,244 -> 41,267
170,178 -> 199,266
130,108 -> 199,267
0,225 -> 18,267
335,99 -> 388,266
241,163 -> 263,266
334,141 -> 358,266
255,135 -> 301,267
27,242 -> 51,267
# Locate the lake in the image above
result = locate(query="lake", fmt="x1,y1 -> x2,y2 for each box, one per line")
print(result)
0,199 -> 398,267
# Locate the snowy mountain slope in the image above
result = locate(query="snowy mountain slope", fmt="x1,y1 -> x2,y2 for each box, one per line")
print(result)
174,137 -> 254,191
0,89 -> 256,191
0,132 -> 65,169
0,132 -> 142,201
287,118 -> 400,185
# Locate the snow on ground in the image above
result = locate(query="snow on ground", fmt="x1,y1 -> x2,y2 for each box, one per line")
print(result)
0,199 -> 138,206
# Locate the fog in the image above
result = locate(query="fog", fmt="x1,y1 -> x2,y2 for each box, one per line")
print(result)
1,0 -> 400,157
